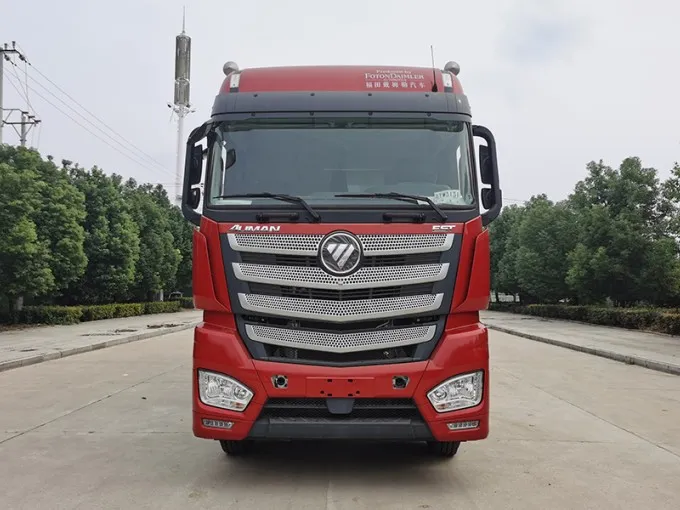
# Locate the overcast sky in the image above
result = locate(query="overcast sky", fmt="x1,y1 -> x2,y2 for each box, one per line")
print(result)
1,0 -> 678,205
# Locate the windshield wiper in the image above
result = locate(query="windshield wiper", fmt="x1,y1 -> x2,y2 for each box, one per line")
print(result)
335,192 -> 448,222
216,193 -> 321,222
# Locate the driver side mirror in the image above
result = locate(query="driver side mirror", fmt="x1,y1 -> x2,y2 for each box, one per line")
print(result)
472,125 -> 502,226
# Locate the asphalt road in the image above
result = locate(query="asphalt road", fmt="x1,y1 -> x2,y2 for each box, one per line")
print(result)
0,329 -> 679,509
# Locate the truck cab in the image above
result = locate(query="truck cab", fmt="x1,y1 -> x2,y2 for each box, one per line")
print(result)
182,62 -> 501,458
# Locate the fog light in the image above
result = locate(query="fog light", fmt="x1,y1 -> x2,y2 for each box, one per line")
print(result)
202,419 -> 234,429
198,370 -> 254,411
447,420 -> 479,430
427,371 -> 483,412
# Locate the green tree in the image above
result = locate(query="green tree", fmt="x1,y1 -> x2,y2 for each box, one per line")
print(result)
566,157 -> 677,306
0,161 -> 54,312
165,204 -> 193,295
69,165 -> 140,304
514,196 -> 577,303
33,153 -> 87,301
489,204 -> 524,300
124,180 -> 180,301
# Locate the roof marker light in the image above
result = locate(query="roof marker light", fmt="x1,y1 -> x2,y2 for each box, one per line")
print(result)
223,61 -> 239,76
229,72 -> 241,90
444,61 -> 461,76
441,72 -> 453,89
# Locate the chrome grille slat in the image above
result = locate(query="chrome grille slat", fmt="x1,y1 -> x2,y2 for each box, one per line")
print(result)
238,293 -> 444,323
232,263 -> 449,289
245,324 -> 436,353
228,233 -> 454,256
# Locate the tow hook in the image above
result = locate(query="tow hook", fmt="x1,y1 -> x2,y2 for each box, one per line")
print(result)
392,375 -> 409,390
272,375 -> 288,389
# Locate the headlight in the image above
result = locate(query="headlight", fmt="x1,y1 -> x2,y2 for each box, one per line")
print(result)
198,370 -> 254,411
427,371 -> 483,413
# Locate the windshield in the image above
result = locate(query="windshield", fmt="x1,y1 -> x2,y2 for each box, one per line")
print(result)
207,116 -> 475,208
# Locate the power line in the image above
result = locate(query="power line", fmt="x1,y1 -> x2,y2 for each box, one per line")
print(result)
18,77 -> 169,174
22,68 -> 172,179
23,57 -> 169,172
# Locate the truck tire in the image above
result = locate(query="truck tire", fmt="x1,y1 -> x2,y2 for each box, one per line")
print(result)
219,440 -> 252,456
427,441 -> 461,457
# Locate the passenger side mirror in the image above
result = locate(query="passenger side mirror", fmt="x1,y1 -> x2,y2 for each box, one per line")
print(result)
472,125 -> 502,226
188,144 -> 204,186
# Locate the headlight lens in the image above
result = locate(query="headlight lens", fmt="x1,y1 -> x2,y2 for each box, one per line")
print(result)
198,370 -> 254,411
427,371 -> 484,412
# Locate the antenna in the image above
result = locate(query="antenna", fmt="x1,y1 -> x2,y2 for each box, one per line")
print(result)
430,45 -> 438,92
169,6 -> 195,208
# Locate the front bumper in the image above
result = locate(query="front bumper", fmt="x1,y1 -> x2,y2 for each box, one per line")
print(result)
192,320 -> 489,443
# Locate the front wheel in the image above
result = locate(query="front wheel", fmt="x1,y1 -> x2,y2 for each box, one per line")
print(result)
427,441 -> 461,458
219,439 -> 252,456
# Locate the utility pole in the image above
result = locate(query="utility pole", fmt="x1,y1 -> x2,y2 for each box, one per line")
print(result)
4,110 -> 40,146
0,41 -> 40,146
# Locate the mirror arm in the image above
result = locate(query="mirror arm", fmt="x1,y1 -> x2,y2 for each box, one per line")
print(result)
182,123 -> 212,226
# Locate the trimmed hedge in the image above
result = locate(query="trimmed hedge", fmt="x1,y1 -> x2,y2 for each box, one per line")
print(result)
178,297 -> 195,309
488,302 -> 680,335
4,299 -> 188,326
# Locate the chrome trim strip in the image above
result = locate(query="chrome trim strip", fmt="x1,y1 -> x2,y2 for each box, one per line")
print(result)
245,324 -> 437,353
232,263 -> 449,289
227,233 -> 454,256
237,293 -> 444,322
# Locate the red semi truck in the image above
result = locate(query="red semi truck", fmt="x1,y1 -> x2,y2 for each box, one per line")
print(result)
181,61 -> 502,458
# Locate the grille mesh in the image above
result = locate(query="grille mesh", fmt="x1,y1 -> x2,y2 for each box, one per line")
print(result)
239,293 -> 443,322
245,324 -> 436,353
233,263 -> 448,289
229,233 -> 453,255
239,252 -> 442,267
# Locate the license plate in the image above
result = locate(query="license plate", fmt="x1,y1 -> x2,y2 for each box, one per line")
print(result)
305,376 -> 376,398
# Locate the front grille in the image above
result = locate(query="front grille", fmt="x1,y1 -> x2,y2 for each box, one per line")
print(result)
224,232 -> 456,360
260,398 -> 421,419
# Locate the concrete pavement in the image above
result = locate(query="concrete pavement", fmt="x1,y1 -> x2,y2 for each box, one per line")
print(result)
0,328 -> 678,509
482,310 -> 680,376
0,310 -> 202,373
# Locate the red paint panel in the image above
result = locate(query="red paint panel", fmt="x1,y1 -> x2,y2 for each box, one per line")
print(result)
218,222 -> 464,235
203,310 -> 236,330
220,66 -> 446,94
192,230 -> 228,312
454,228 -> 491,312
199,217 -> 231,309
450,217 -> 483,310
